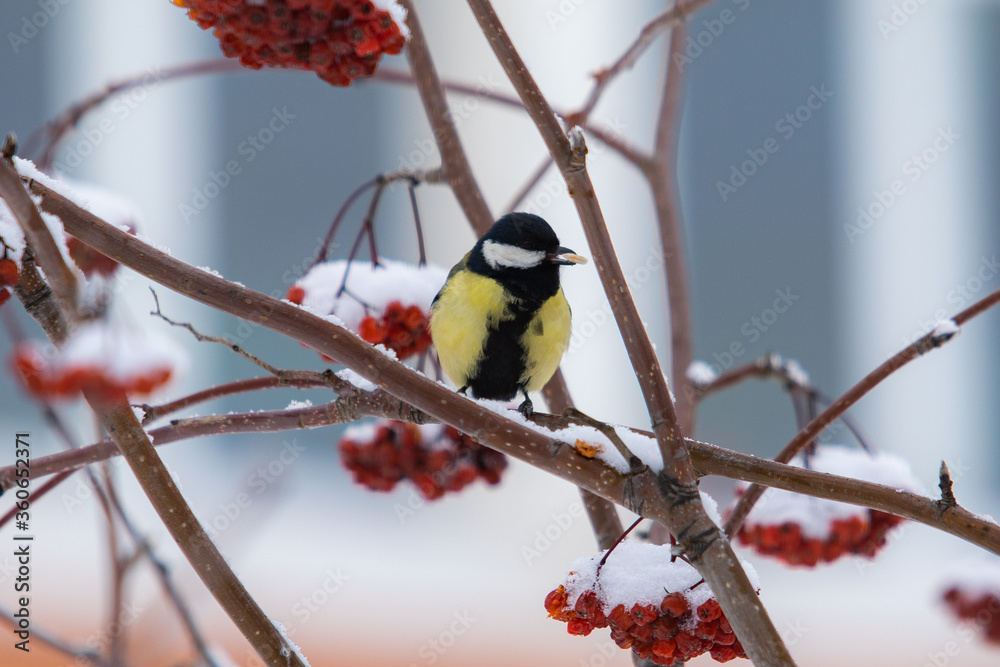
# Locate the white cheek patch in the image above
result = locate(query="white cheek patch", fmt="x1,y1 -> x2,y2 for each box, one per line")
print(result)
482,240 -> 546,269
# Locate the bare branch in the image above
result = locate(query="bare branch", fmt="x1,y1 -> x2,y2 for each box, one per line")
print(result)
400,0 -> 493,235
725,295 -> 1000,537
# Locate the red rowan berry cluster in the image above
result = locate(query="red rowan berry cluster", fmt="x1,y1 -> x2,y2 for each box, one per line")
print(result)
287,259 -> 446,361
0,256 -> 19,309
174,0 -> 408,86
338,420 -> 506,499
355,301 -> 430,359
736,509 -> 904,567
546,541 -> 756,664
942,585 -> 1000,645
545,584 -> 746,663
12,344 -> 173,401
10,322 -> 183,401
732,445 -> 916,567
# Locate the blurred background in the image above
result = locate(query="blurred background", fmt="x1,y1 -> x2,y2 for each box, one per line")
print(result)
1,0 -> 999,665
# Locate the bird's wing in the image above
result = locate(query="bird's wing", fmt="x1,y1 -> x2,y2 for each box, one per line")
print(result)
431,251 -> 471,308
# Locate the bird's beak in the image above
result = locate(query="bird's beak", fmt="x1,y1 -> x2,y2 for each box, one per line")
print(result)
547,246 -> 588,265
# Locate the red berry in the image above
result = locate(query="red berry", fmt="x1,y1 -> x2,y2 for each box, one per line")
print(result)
0,258 -> 18,286
660,592 -> 687,617
286,285 -> 306,304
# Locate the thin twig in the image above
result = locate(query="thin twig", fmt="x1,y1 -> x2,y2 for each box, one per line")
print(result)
0,607 -> 107,666
138,372 -> 337,425
150,287 -> 284,376
503,155 -> 553,213
400,0 -> 493,235
24,59 -> 244,170
649,23 -> 695,435
724,295 -> 1000,537
568,1 -> 716,125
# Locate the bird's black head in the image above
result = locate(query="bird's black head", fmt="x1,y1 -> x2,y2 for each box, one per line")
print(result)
467,213 -> 586,303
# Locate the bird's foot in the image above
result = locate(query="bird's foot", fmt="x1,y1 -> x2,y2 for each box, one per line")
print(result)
517,396 -> 534,418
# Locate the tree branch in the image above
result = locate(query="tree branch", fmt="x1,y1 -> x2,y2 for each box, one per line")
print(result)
2,172 -> 306,667
460,2 -> 793,664
400,0 -> 493,235
724,301 -> 999,537
648,24 -> 695,435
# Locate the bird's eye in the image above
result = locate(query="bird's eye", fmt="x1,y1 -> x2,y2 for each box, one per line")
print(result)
523,241 -> 536,250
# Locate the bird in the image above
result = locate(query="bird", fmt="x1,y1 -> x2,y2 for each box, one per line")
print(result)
430,212 -> 587,416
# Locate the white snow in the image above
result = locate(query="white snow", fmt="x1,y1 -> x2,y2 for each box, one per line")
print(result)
336,368 -> 377,392
293,259 -> 446,333
285,399 -> 313,410
342,421 -> 379,444
0,198 -> 26,264
58,318 -> 188,389
561,540 -> 760,616
270,618 -> 311,667
941,557 -> 1000,597
784,358 -> 810,387
931,319 -> 960,340
372,0 -> 410,39
685,360 -> 717,387
739,444 -> 923,540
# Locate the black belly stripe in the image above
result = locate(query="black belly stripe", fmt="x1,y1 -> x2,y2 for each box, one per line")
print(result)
466,301 -> 537,401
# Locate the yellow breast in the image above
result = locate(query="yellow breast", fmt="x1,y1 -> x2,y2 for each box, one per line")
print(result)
519,289 -> 572,392
430,270 -> 514,388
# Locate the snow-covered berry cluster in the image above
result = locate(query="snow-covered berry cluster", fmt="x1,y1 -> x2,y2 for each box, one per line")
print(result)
732,445 -> 919,567
173,0 -> 408,86
546,541 -> 758,664
11,321 -> 185,401
338,420 -> 506,499
737,510 -> 904,567
287,259 -> 446,361
0,256 -> 19,308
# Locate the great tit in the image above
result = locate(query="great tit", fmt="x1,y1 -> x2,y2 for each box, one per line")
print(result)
430,212 -> 587,416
